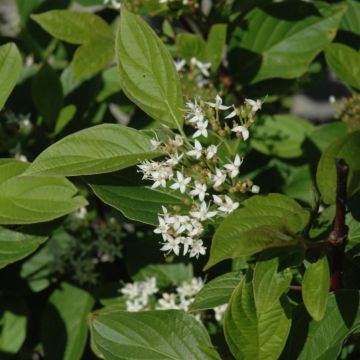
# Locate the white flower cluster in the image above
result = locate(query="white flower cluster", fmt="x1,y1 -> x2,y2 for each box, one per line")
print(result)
175,57 -> 212,88
138,95 -> 262,259
120,276 -> 227,322
103,0 -> 121,9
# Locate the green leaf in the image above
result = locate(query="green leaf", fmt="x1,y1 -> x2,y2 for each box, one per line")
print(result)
72,39 -> 114,81
176,33 -> 206,62
308,122 -> 348,152
24,124 -> 161,177
253,257 -> 292,313
0,298 -> 27,354
0,43 -> 22,111
88,172 -> 188,225
302,255 -> 330,321
0,227 -> 47,269
205,194 -> 309,269
190,271 -> 243,311
116,8 -> 183,129
340,0 -> 360,36
32,63 -> 63,126
133,263 -> 193,288
205,24 -> 227,71
251,115 -> 314,158
31,10 -> 113,44
283,291 -> 360,359
53,104 -> 77,136
42,283 -> 95,360
0,160 -> 87,224
325,43 -> 360,90
316,130 -> 360,204
90,308 -> 221,359
224,276 -> 292,360
229,2 -> 345,83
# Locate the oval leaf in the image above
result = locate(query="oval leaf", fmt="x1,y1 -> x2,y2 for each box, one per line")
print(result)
24,124 -> 161,177
190,271 -> 243,311
0,160 -> 87,224
0,43 -> 22,110
205,194 -> 309,269
90,308 -> 221,359
0,227 -> 47,269
253,256 -> 292,313
116,8 -> 183,129
224,276 -> 292,360
42,282 -> 95,360
316,130 -> 360,204
302,255 -> 330,321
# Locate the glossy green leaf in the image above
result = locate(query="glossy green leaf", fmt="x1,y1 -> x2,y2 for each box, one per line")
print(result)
0,43 -> 22,110
54,104 -> 76,136
31,10 -> 113,44
316,130 -> 360,204
176,33 -> 206,62
0,160 -> 87,224
308,122 -> 348,152
25,124 -> 161,177
32,63 -> 63,126
205,24 -> 227,71
116,8 -> 183,129
72,39 -> 114,81
0,227 -> 47,269
224,276 -> 292,360
133,263 -> 193,288
90,308 -> 221,359
253,257 -> 292,313
88,174 -> 187,225
0,298 -> 27,354
229,2 -> 345,83
325,43 -> 360,90
302,256 -> 330,321
251,115 -> 314,158
205,194 -> 309,269
283,291 -> 360,359
42,283 -> 95,360
190,272 -> 243,311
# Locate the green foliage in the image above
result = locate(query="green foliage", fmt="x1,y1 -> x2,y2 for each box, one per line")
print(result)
224,275 -> 292,360
302,255 -> 330,321
116,8 -> 183,129
205,194 -> 309,269
25,124 -> 161,176
90,309 -> 221,359
316,130 -> 360,204
0,43 -> 22,111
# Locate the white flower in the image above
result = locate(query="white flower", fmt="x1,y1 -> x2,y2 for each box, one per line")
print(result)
187,140 -> 202,159
104,0 -> 121,9
126,298 -> 144,312
224,154 -> 242,178
205,145 -> 217,160
207,94 -> 231,110
150,137 -> 161,149
179,236 -> 193,255
187,220 -> 204,237
185,99 -> 205,124
166,152 -> 183,166
212,195 -> 223,206
225,106 -> 238,119
193,120 -> 208,138
170,134 -> 184,147
157,293 -> 179,309
251,185 -> 260,194
170,171 -> 191,193
217,195 -> 239,214
190,181 -> 207,202
190,202 -> 217,221
212,168 -> 227,187
121,282 -> 140,299
245,98 -> 262,113
232,125 -> 249,141
177,278 -> 204,298
190,240 -> 207,258
154,217 -> 170,239
214,304 -> 227,322
175,58 -> 186,72
160,236 -> 181,256
142,278 -> 158,296
190,57 -> 211,77
151,165 -> 173,189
